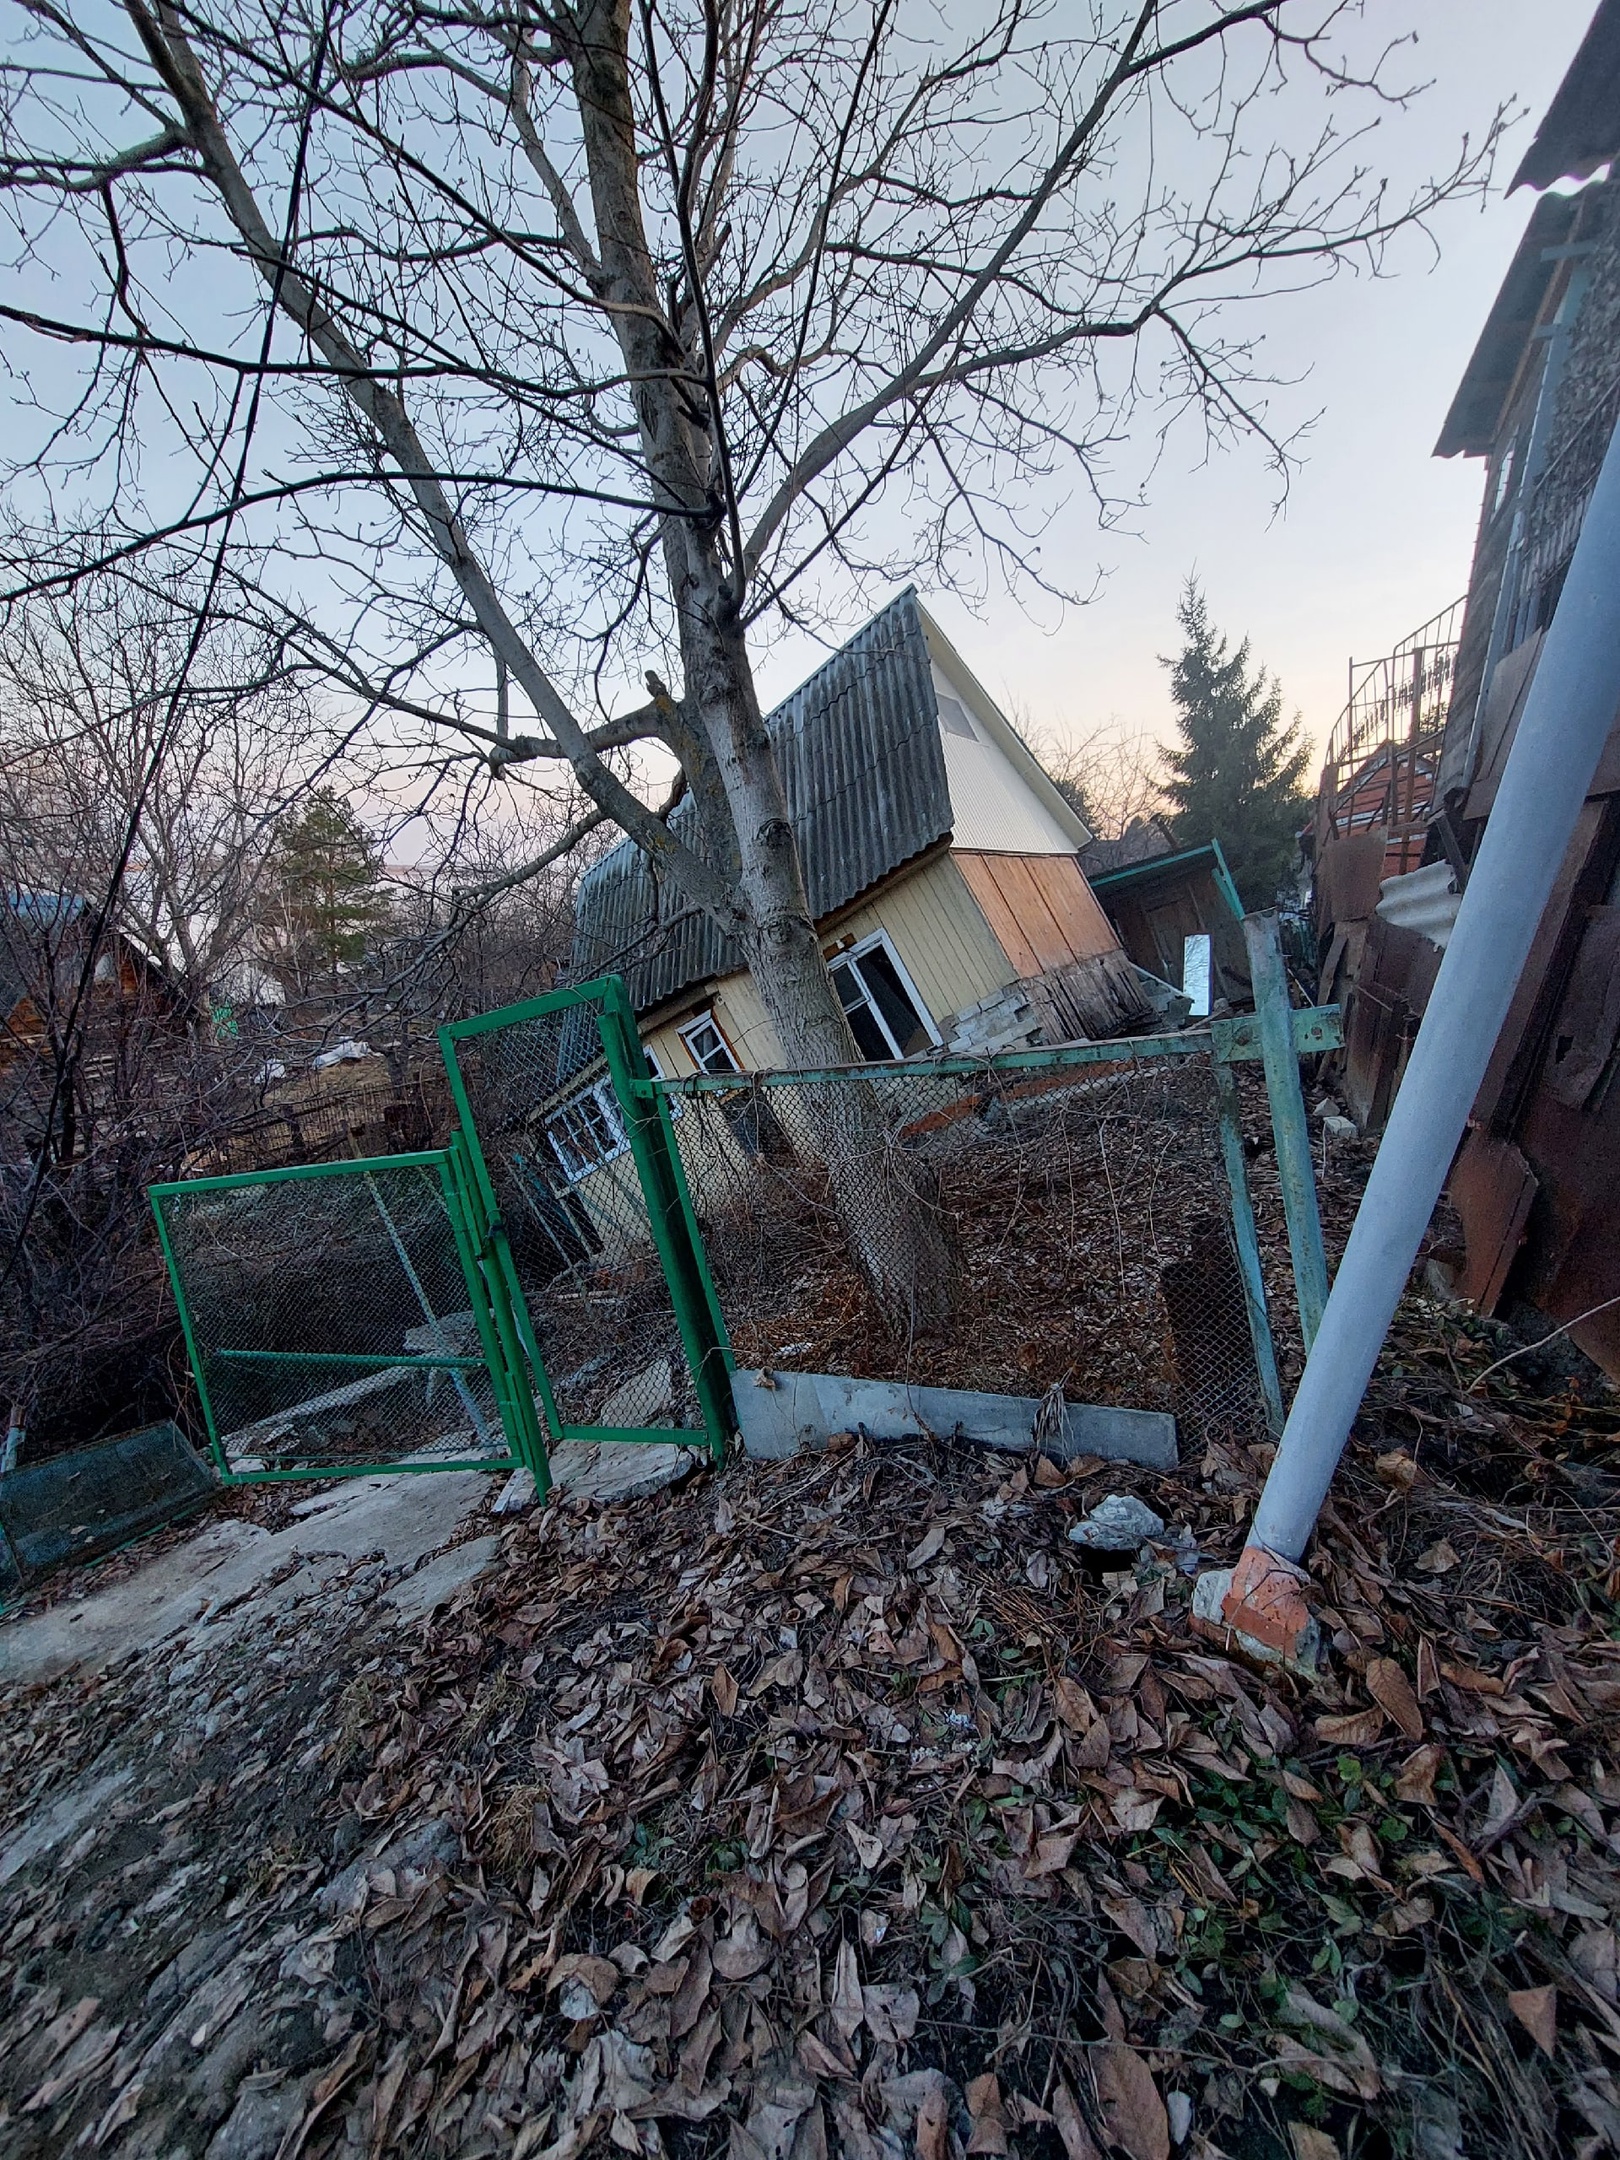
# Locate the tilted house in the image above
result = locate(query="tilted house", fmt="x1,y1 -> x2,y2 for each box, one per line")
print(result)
567,589 -> 1146,1094
1310,0 -> 1620,1378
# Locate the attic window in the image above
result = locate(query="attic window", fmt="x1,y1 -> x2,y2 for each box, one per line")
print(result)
936,693 -> 976,740
828,932 -> 938,1060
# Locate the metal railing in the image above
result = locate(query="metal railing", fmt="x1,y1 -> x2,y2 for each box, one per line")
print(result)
1318,600 -> 1465,872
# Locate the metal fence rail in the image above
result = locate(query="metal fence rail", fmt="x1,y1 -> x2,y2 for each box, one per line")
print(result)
151,1151 -> 529,1481
652,1036 -> 1293,1446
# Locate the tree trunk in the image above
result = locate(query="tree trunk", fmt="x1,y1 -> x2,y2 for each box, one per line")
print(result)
679,594 -> 958,1334
557,4 -> 961,1330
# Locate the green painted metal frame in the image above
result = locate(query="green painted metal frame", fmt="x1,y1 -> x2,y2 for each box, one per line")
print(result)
650,1006 -> 1342,1094
649,1001 -> 1340,1432
437,975 -> 735,1473
1240,916 -> 1331,1350
149,1148 -> 529,1485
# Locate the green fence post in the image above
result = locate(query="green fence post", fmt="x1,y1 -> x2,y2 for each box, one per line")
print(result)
447,1131 -> 553,1497
1243,910 -> 1330,1350
597,980 -> 735,1465
148,1191 -> 231,1481
1211,1055 -> 1286,1436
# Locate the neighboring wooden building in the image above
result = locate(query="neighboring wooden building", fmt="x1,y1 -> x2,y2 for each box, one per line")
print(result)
569,589 -> 1146,1092
1085,839 -> 1249,1010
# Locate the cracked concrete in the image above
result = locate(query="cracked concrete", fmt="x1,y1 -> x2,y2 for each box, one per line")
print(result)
0,1437 -> 701,1691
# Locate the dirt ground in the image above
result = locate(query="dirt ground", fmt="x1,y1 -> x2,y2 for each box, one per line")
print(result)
4,1243 -> 1620,2160
6,1102 -> 1620,2160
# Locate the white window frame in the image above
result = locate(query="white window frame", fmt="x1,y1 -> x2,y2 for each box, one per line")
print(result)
828,930 -> 941,1059
642,1040 -> 684,1116
678,1009 -> 741,1075
544,1075 -> 627,1184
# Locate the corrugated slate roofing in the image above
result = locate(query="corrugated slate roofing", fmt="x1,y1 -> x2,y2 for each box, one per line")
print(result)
568,588 -> 952,1017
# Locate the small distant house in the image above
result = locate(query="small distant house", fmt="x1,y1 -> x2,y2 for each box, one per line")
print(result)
567,589 -> 1149,1100
0,890 -> 175,1072
1080,827 -> 1249,1009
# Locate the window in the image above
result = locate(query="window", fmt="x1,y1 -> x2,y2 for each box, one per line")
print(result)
544,1077 -> 626,1183
827,933 -> 938,1060
935,692 -> 976,740
679,1011 -> 740,1074
1491,434 -> 1520,519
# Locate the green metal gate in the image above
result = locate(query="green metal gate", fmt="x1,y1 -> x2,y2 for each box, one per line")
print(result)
438,976 -> 733,1485
150,1147 -> 542,1483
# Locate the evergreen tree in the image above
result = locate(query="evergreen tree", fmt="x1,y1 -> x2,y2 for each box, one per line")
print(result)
1160,582 -> 1310,908
271,789 -> 392,990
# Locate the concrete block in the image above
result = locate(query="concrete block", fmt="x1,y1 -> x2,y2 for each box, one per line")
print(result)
734,1370 -> 1175,1470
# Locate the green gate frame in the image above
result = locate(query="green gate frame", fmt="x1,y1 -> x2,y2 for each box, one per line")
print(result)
150,1148 -> 542,1485
437,974 -> 735,1494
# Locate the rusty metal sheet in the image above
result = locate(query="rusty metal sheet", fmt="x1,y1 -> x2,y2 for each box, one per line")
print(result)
1448,1129 -> 1539,1314
1545,904 -> 1620,1107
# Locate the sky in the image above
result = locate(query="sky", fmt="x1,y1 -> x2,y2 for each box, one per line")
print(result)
749,0 -> 1600,777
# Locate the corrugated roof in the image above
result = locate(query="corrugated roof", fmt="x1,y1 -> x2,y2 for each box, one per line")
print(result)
1512,0 -> 1620,191
568,589 -> 952,1017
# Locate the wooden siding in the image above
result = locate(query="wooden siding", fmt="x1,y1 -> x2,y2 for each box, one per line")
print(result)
952,851 -> 1119,979
641,850 -> 1016,1075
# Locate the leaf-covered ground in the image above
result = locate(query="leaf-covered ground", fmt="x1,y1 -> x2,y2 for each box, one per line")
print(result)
3,1282 -> 1620,2160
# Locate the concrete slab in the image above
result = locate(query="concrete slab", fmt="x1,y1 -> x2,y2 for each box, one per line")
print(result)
734,1370 -> 1176,1471
383,1534 -> 502,1623
0,1764 -> 134,1886
0,1467 -> 495,1689
545,1439 -> 701,1505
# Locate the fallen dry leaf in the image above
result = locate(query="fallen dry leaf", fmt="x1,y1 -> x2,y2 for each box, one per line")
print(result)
1091,2041 -> 1168,2160
828,1938 -> 864,2043
1394,1743 -> 1445,1805
906,1524 -> 946,1568
965,2073 -> 1011,2157
1414,1538 -> 1460,1575
1507,1984 -> 1557,2057
1314,1708 -> 1385,1747
1051,2081 -> 1104,2160
916,2079 -> 951,2160
1289,2127 -> 1341,2160
710,1665 -> 739,1717
1365,1657 -> 1424,1741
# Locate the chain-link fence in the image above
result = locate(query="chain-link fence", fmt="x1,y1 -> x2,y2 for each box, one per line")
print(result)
151,1154 -> 516,1476
440,991 -> 716,1442
655,1047 -> 1281,1447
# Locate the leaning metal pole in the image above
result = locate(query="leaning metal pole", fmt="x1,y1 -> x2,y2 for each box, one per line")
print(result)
1214,411 -> 1620,1663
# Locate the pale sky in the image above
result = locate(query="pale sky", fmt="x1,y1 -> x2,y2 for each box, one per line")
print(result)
751,0 -> 1599,775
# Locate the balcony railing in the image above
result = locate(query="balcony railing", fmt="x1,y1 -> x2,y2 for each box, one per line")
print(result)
1317,599 -> 1465,874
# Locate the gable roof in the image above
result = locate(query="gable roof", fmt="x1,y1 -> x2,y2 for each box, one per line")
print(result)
1511,0 -> 1620,192
569,589 -> 958,1014
1434,190 -> 1588,458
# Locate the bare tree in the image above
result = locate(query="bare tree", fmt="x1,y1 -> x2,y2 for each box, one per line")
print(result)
0,567 -> 328,1009
1011,707 -> 1169,844
0,0 -> 1499,1322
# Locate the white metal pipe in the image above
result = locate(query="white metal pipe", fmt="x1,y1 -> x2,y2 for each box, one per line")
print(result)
1250,412 -> 1620,1562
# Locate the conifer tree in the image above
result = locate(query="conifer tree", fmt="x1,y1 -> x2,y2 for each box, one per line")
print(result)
1161,582 -> 1310,907
270,790 -> 393,992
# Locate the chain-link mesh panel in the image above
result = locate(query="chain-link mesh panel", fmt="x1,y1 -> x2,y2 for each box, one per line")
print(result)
658,1051 -> 1275,1446
445,1003 -> 704,1434
155,1159 -> 506,1471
